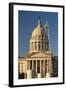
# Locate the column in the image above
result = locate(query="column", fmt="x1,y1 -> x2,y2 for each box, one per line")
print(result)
40,42 -> 42,51
36,60 -> 37,73
46,60 -> 51,77
29,60 -> 30,70
39,42 -> 41,50
20,63 -> 22,74
32,60 -> 34,70
32,42 -> 34,50
43,42 -> 45,51
37,42 -> 38,51
49,61 -> 51,73
42,42 -> 43,50
33,42 -> 35,50
27,61 -> 29,70
40,60 -> 41,73
43,60 -> 45,77
49,60 -> 51,77
49,60 -> 53,76
35,42 -> 37,50
47,60 -> 49,73
48,61 -> 50,72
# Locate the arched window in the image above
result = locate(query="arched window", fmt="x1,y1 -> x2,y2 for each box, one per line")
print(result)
44,41 -> 46,51
35,42 -> 37,50
38,42 -> 40,50
42,42 -> 43,50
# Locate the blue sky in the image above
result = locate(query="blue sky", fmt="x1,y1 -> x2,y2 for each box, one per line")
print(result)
18,10 -> 58,57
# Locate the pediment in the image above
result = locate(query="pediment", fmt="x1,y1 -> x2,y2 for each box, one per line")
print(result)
27,52 -> 51,58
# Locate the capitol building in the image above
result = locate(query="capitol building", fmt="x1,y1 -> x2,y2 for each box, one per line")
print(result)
18,19 -> 58,79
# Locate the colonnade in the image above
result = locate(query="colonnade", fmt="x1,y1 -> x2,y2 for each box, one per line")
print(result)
27,60 -> 51,77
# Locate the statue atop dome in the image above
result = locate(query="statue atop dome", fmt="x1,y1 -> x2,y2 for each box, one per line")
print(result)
38,16 -> 41,27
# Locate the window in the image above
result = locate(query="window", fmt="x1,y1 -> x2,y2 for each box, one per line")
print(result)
35,42 -> 37,50
42,42 -> 43,50
38,42 -> 40,50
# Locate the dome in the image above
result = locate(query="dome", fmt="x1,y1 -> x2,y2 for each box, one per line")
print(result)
29,19 -> 49,53
32,25 -> 44,37
31,20 -> 45,40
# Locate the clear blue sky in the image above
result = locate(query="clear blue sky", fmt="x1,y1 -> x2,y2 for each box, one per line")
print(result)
18,10 -> 58,57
